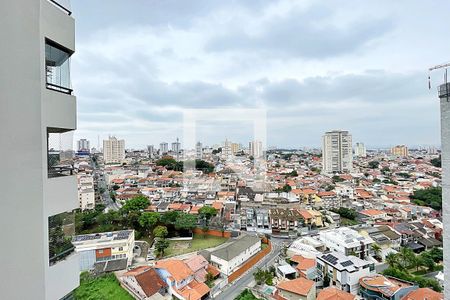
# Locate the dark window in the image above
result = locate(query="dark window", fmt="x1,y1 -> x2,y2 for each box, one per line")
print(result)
45,40 -> 72,94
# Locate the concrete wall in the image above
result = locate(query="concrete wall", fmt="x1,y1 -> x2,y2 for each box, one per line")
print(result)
440,93 -> 450,298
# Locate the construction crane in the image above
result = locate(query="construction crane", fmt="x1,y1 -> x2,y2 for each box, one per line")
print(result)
428,61 -> 450,89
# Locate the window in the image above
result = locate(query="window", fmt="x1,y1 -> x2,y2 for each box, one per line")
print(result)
45,39 -> 72,94
47,128 -> 75,178
49,211 -> 75,265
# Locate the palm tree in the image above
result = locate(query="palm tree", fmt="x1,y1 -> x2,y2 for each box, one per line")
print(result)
371,244 -> 382,260
398,247 -> 415,269
386,252 -> 398,269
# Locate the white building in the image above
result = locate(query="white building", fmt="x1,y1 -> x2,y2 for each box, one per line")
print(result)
249,140 -> 263,158
78,175 -> 95,210
354,142 -> 366,157
222,139 -> 232,159
319,227 -> 374,259
73,230 -> 135,271
147,145 -> 154,159
196,141 -> 203,159
77,139 -> 90,151
210,235 -> 261,275
171,139 -> 181,153
103,136 -> 125,164
160,142 -> 169,154
322,130 -> 353,174
1,1 -> 79,299
317,251 -> 374,294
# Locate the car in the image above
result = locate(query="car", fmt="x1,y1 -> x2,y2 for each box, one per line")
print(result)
146,253 -> 155,261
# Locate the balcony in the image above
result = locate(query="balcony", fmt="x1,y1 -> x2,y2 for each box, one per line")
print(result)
48,0 -> 72,15
47,129 -> 76,178
48,211 -> 75,266
438,83 -> 450,99
45,39 -> 73,94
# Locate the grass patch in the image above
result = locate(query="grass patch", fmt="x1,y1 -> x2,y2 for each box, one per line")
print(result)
262,243 -> 269,250
235,289 -> 258,300
74,272 -> 133,300
164,234 -> 228,257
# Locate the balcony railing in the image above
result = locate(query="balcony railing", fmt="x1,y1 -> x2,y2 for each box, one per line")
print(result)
49,211 -> 75,266
48,0 -> 72,15
438,83 -> 450,99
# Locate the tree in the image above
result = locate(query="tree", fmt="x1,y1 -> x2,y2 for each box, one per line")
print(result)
368,161 -> 380,169
429,247 -> 443,263
120,195 -> 150,214
153,225 -> 168,239
332,175 -> 344,183
371,244 -> 382,260
154,239 -> 170,257
431,156 -> 441,167
199,206 -> 218,225
398,247 -> 415,269
420,252 -> 436,272
138,212 -> 160,234
323,273 -> 330,287
386,253 -> 398,269
253,268 -> 265,285
195,159 -> 215,173
161,211 -> 180,225
156,156 -> 177,167
410,187 -> 442,210
201,226 -> 209,238
175,213 -> 197,230
205,272 -> 215,288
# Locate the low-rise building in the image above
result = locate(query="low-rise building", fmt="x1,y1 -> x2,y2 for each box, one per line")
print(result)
319,227 -> 374,259
73,230 -> 135,271
402,288 -> 443,300
317,251 -> 374,294
316,287 -> 355,300
121,266 -> 168,299
276,277 -> 316,300
359,274 -> 417,300
210,235 -> 261,276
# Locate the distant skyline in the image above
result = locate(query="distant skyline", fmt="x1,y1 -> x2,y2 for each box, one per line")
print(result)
71,0 -> 450,148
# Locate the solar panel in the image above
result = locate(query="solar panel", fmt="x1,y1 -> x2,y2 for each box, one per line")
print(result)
341,260 -> 354,267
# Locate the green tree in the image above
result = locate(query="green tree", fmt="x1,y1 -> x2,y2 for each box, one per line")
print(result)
154,239 -> 170,257
410,187 -> 442,210
332,175 -> 344,183
120,195 -> 150,214
371,244 -> 382,260
161,211 -> 180,225
199,206 -> 218,225
138,212 -> 160,235
430,156 -> 441,167
205,272 -> 215,288
153,225 -> 168,239
253,268 -> 265,285
429,247 -> 443,262
368,161 -> 380,169
201,226 -> 209,238
156,156 -> 177,167
174,213 -> 197,230
420,252 -> 436,272
385,253 -> 398,269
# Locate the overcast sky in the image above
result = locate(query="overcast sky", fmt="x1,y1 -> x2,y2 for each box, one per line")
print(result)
71,0 -> 450,149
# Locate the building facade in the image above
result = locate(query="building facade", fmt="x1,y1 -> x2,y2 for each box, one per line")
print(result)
77,139 -> 90,151
196,141 -> 203,159
103,136 -> 125,164
354,142 -> 366,157
0,1 -> 80,299
160,142 -> 169,154
391,145 -> 409,157
322,130 -> 353,174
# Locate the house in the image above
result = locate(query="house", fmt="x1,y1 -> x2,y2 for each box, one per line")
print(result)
277,264 -> 298,280
155,259 -> 210,300
210,235 -> 261,276
317,251 -> 375,294
358,209 -> 388,223
184,255 -> 209,283
276,277 -> 316,300
121,266 -> 168,299
358,225 -> 402,256
402,288 -> 443,300
316,287 -> 355,300
289,255 -> 317,280
319,227 -> 374,259
73,230 -> 135,272
359,275 -> 418,300
270,208 -> 301,236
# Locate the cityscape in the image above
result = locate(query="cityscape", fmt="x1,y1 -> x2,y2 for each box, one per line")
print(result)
1,1 -> 449,300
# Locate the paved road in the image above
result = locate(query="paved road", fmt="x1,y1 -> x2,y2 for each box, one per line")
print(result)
214,239 -> 284,300
98,174 -> 121,211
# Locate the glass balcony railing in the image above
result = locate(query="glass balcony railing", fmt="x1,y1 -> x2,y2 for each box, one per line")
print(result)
47,129 -> 76,178
45,39 -> 73,94
48,0 -> 72,15
49,211 -> 75,266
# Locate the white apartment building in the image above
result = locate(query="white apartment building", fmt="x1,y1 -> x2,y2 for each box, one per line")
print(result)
210,235 -> 261,275
196,141 -> 203,159
103,136 -> 125,164
223,139 -> 232,159
354,142 -> 366,157
77,138 -> 90,151
1,1 -> 79,299
73,230 -> 135,271
317,251 -> 374,294
322,130 -> 353,174
147,145 -> 155,158
78,175 -> 95,210
160,142 -> 169,154
249,140 -> 263,158
318,227 -> 374,259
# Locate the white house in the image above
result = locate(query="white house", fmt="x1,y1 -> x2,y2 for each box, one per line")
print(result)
319,227 -> 374,259
210,235 -> 261,276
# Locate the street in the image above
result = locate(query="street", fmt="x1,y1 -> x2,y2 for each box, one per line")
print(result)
214,238 -> 285,300
97,172 -> 121,211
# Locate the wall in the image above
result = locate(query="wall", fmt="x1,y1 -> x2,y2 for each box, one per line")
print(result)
228,241 -> 272,283
193,228 -> 231,238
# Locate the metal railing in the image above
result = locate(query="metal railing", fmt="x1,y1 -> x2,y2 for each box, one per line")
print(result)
48,166 -> 75,178
49,245 -> 75,265
48,0 -> 72,15
46,82 -> 73,95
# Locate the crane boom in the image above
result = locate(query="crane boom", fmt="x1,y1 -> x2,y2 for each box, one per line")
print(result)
429,62 -> 450,72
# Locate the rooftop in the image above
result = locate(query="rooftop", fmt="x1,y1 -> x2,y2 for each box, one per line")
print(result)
277,277 -> 315,296
211,235 -> 260,261
72,230 -> 133,245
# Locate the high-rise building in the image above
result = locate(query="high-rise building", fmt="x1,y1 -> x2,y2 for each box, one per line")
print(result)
322,130 -> 353,174
391,145 -> 408,157
437,82 -> 449,296
223,139 -> 232,159
354,142 -> 367,157
172,138 -> 181,153
160,142 -> 168,154
147,145 -> 154,158
1,1 -> 79,299
196,142 -> 203,159
231,143 -> 240,155
249,140 -> 263,158
77,139 -> 90,151
103,136 -> 125,164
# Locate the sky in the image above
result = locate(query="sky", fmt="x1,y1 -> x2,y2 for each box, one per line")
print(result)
71,0 -> 450,150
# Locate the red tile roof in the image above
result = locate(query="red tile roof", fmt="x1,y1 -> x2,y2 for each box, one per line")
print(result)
277,277 -> 315,296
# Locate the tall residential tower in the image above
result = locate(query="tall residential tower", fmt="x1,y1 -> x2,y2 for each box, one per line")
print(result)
103,136 -> 125,164
322,130 -> 353,174
1,0 -> 79,299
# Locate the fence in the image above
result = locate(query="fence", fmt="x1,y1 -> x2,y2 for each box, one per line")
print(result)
227,240 -> 272,283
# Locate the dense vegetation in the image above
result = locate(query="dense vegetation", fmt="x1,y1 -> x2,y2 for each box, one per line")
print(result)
74,272 -> 133,300
332,207 -> 357,220
235,289 -> 259,300
155,156 -> 215,173
431,156 -> 441,167
253,267 -> 276,286
410,187 -> 442,210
